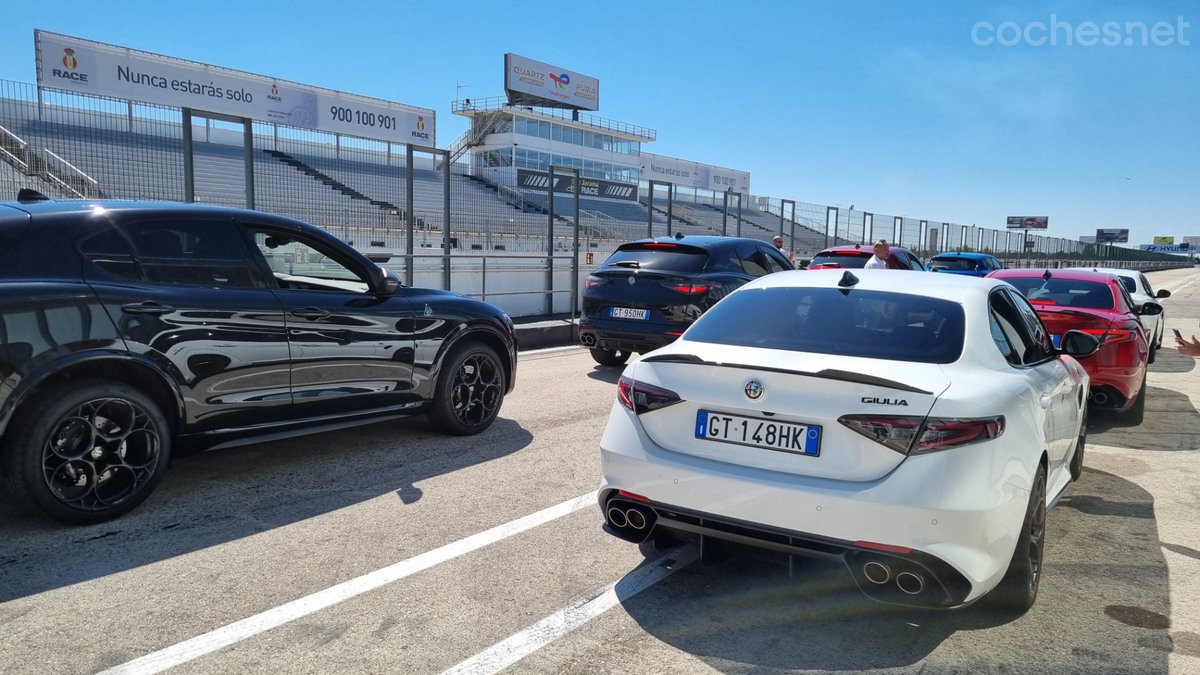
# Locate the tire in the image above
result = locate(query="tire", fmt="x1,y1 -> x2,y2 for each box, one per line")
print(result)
1119,377 -> 1147,426
0,379 -> 171,525
986,464 -> 1047,612
1147,344 -> 1156,365
590,347 -> 631,367
1069,407 -> 1086,482
428,342 -> 506,436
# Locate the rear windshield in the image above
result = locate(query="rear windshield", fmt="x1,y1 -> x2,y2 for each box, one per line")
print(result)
1116,276 -> 1137,294
929,257 -> 979,271
1003,277 -> 1114,310
808,251 -> 870,269
686,287 -> 965,364
604,244 -> 708,273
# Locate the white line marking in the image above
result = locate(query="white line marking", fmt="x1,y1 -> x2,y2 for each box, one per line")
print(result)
96,491 -> 599,675
519,344 -> 585,355
439,546 -> 700,675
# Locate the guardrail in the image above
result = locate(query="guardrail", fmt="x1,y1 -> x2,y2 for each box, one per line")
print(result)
451,97 -> 657,141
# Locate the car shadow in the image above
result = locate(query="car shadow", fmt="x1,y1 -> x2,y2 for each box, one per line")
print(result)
1090,385 -> 1200,449
1149,349 -> 1196,374
620,468 -> 1172,673
586,365 -> 625,384
0,416 -> 533,603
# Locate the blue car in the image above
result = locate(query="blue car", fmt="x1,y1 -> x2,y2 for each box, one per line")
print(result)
926,252 -> 1003,277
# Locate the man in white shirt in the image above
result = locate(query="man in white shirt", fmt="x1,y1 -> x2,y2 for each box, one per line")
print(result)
864,240 -> 891,269
772,235 -> 795,263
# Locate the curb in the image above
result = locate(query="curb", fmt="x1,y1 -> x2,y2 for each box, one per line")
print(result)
515,318 -> 579,351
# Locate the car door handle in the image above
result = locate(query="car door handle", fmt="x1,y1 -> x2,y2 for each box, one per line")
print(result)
290,307 -> 330,320
121,302 -> 175,316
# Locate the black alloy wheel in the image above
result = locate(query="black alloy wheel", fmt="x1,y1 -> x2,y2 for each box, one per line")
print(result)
1069,407 -> 1086,482
986,465 -> 1047,612
430,342 -> 505,436
2,380 -> 171,524
590,347 -> 631,367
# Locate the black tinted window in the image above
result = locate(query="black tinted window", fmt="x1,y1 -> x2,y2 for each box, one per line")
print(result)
79,228 -> 139,280
124,220 -> 257,288
1116,276 -> 1137,294
1003,277 -> 1114,310
1007,290 -> 1056,362
808,252 -> 871,269
760,247 -> 791,273
604,244 -> 708,273
930,257 -> 981,271
732,245 -> 770,276
989,290 -> 1030,366
686,287 -> 965,364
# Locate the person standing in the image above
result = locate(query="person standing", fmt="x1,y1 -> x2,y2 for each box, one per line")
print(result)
772,235 -> 795,263
864,240 -> 891,269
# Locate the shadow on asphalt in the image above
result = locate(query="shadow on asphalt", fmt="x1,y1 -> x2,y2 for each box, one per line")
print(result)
1148,349 -> 1196,374
621,468 -> 1171,673
1090,385 -> 1200,449
0,416 -> 533,602
586,365 -> 624,384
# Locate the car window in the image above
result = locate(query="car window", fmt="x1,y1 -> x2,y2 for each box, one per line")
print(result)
733,245 -> 770,277
605,243 -> 709,273
1006,289 -> 1056,363
245,226 -> 371,293
988,291 -> 1027,366
1115,276 -> 1137,294
808,251 -> 871,269
890,253 -> 911,270
78,227 -> 140,280
929,256 -> 978,271
759,246 -> 791,273
1138,274 -> 1153,296
122,219 -> 259,288
685,287 -> 965,364
906,253 -> 924,270
1116,282 -> 1137,314
1003,276 -> 1115,310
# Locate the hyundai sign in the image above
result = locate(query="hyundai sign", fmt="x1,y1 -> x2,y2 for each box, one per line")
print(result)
1006,216 -> 1048,229
504,53 -> 599,112
35,30 -> 435,146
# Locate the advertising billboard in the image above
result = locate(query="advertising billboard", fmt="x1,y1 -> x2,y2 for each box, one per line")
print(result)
1079,235 -> 1097,243
516,169 -> 638,202
1140,244 -> 1190,253
1006,216 -> 1049,229
1153,236 -> 1175,244
639,153 -> 751,194
504,53 -> 600,112
35,30 -> 435,146
1096,228 -> 1129,243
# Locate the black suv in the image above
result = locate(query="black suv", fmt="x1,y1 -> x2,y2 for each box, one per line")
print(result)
0,196 -> 516,524
580,235 -> 796,365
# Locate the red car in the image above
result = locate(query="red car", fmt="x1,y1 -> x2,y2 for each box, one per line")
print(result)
807,244 -> 925,270
989,269 -> 1162,423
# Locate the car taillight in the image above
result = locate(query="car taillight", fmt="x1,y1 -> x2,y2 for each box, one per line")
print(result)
662,280 -> 718,294
838,415 -> 1005,455
1078,328 -> 1134,344
585,275 -> 604,289
617,376 -> 682,414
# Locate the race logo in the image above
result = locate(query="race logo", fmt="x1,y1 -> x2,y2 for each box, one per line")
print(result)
267,84 -> 282,102
549,72 -> 570,91
417,116 -> 425,131
52,47 -> 88,84
62,48 -> 77,70
271,84 -> 278,96
744,379 -> 764,400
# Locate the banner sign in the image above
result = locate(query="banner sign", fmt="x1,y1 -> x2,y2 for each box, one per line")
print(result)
517,169 -> 638,202
1006,216 -> 1048,229
504,53 -> 600,112
1140,244 -> 1190,253
1096,228 -> 1129,243
35,30 -> 435,146
1153,236 -> 1175,244
639,153 -> 751,194
1079,235 -> 1097,243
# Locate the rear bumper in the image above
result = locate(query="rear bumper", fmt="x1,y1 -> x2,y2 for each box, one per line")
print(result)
1086,365 -> 1143,411
579,317 -> 682,353
598,402 -> 1033,606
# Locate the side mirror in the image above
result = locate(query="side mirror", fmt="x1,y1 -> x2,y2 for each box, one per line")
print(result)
1139,302 -> 1164,316
380,268 -> 402,295
1156,289 -> 1171,299
1060,330 -> 1101,358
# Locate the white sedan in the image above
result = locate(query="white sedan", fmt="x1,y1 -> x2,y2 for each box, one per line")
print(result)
597,269 -> 1098,610
1072,267 -> 1171,362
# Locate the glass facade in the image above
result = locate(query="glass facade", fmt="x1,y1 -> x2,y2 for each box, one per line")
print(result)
495,114 -> 639,155
511,148 -> 638,183
475,148 -> 512,167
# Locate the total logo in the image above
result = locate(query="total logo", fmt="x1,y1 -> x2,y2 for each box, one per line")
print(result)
549,72 -> 570,91
51,47 -> 88,84
267,84 -> 282,102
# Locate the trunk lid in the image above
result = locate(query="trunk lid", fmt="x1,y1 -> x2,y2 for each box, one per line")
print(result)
1033,307 -> 1114,348
631,341 -> 951,482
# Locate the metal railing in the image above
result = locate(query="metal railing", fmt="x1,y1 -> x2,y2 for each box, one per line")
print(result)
452,96 -> 657,141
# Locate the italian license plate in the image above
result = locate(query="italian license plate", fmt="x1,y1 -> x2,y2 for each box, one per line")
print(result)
611,307 -> 650,320
1051,334 -> 1061,348
695,410 -> 821,456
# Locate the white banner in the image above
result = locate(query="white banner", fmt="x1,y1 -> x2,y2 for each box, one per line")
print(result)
36,31 -> 435,146
504,53 -> 600,112
1139,244 -> 1191,253
639,153 -> 751,194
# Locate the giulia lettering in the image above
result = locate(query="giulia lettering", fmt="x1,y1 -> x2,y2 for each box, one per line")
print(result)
861,397 -> 909,406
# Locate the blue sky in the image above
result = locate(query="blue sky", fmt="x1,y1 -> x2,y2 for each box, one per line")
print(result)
2,0 -> 1196,244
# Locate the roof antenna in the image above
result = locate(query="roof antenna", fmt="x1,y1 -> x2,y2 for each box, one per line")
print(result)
1042,269 -> 1053,281
674,231 -> 684,240
838,271 -> 859,288
17,188 -> 50,204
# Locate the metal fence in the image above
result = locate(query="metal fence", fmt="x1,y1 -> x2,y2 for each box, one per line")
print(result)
0,76 -> 1188,314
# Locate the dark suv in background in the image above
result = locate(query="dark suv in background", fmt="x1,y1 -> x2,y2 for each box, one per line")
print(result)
0,195 -> 516,524
580,235 -> 796,365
